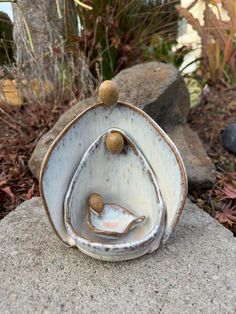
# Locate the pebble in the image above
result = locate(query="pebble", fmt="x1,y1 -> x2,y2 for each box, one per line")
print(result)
221,123 -> 236,154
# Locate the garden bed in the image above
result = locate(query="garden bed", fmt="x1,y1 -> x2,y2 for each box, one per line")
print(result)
189,85 -> 236,234
0,98 -> 74,218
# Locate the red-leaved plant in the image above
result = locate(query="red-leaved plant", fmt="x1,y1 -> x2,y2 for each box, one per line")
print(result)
211,172 -> 236,229
215,201 -> 236,226
176,0 -> 236,84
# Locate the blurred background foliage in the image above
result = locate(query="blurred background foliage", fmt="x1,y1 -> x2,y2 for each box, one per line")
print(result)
0,0 -> 236,87
0,10 -> 13,65
142,33 -> 190,68
77,0 -> 184,80
177,0 -> 236,85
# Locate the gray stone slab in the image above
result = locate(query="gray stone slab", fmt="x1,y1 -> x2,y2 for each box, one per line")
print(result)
167,125 -> 216,190
0,198 -> 235,314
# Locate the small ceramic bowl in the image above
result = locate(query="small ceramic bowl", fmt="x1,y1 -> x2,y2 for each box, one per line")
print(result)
87,203 -> 145,239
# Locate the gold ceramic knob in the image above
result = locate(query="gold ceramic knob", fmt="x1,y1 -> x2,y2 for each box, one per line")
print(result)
98,80 -> 119,106
88,193 -> 104,214
106,132 -> 124,154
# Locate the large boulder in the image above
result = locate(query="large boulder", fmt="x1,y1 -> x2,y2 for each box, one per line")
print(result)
29,62 -> 216,190
167,125 -> 216,190
113,62 -> 190,128
0,197 -> 235,313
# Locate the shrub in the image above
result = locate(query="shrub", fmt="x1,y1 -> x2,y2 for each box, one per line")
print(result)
77,0 -> 180,80
176,0 -> 236,84
0,11 -> 14,65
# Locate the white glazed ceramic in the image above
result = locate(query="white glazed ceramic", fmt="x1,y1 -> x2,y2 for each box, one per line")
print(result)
40,101 -> 188,261
87,204 -> 145,239
63,128 -> 166,259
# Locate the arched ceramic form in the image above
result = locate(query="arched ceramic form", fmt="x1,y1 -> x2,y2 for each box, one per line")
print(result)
40,100 -> 188,261
64,127 -> 166,260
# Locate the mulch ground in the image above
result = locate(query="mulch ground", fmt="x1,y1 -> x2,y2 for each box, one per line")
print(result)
0,85 -> 236,234
188,85 -> 236,234
0,98 -> 76,219
189,86 -> 236,173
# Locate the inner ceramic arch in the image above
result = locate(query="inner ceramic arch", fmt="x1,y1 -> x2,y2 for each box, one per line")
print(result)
64,128 -> 165,249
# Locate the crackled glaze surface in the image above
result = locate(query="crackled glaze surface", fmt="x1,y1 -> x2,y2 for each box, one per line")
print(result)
63,128 -> 165,259
40,102 -> 187,260
88,204 -> 145,237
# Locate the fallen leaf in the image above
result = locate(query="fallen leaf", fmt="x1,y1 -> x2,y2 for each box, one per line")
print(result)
1,186 -> 16,203
8,153 -> 17,162
26,183 -> 34,199
0,179 -> 7,188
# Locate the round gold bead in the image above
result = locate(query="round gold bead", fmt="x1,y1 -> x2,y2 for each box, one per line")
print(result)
98,80 -> 119,106
106,132 -> 124,154
88,193 -> 104,213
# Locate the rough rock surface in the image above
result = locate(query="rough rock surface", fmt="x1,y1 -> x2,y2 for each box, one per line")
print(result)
167,125 -> 216,190
221,123 -> 236,154
0,198 -> 235,314
113,62 -> 190,127
29,62 -> 216,189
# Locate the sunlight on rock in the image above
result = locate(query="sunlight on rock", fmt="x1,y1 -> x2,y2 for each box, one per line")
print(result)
29,79 -> 54,98
0,80 -> 22,107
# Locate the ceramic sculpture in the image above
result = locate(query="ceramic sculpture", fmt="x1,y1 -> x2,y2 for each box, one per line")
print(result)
40,80 -> 188,261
